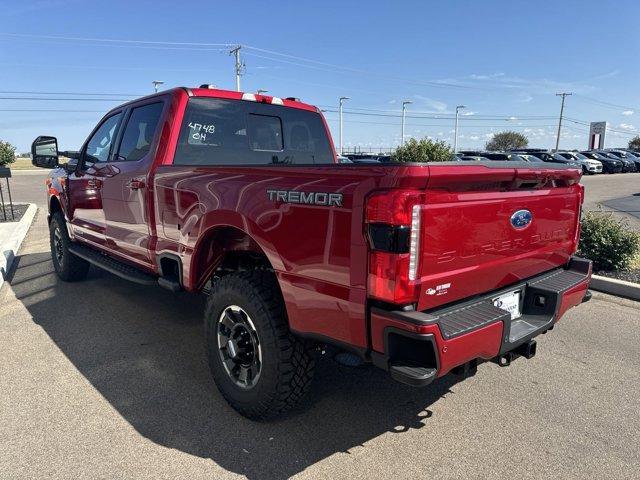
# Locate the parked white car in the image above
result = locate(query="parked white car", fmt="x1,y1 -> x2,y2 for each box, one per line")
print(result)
557,151 -> 603,174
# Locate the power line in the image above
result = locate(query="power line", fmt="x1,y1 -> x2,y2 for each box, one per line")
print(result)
0,90 -> 142,96
0,32 -> 234,47
0,96 -> 131,101
574,94 -> 638,112
0,109 -> 104,112
243,51 -> 485,91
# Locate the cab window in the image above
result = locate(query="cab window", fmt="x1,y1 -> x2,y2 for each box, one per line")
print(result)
84,112 -> 123,166
116,103 -> 164,162
173,98 -> 334,165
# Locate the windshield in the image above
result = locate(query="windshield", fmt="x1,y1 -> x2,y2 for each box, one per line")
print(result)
572,152 -> 589,160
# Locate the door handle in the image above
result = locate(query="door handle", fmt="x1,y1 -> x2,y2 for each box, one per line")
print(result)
127,179 -> 145,190
87,179 -> 102,189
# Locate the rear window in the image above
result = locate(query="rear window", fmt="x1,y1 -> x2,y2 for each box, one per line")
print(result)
173,98 -> 334,165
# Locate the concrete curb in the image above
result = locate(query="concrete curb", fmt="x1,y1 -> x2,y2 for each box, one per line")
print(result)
9,169 -> 47,175
590,274 -> 640,302
0,203 -> 37,290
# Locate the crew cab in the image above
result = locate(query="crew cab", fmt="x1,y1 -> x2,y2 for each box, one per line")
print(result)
31,86 -> 592,419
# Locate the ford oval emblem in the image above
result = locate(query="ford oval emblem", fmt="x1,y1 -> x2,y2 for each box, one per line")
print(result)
510,209 -> 533,230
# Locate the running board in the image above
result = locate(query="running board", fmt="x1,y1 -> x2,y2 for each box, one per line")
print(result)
68,243 -> 158,286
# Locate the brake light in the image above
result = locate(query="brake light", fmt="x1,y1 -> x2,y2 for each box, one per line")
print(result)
573,184 -> 585,252
408,204 -> 421,281
366,190 -> 423,305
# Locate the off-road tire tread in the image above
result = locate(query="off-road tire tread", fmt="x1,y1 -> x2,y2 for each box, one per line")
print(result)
50,212 -> 90,282
205,270 -> 315,420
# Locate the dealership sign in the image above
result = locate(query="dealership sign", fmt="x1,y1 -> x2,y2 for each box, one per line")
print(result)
588,121 -> 607,149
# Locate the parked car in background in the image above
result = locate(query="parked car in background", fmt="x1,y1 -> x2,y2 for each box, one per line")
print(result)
512,150 -> 572,165
595,150 -> 636,172
556,151 -> 602,175
604,149 -> 640,171
459,155 -> 491,161
517,153 -> 545,163
346,154 -> 392,163
580,151 -> 623,173
459,151 -> 526,161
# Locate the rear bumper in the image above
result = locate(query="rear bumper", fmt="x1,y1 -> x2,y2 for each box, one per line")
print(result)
370,256 -> 592,386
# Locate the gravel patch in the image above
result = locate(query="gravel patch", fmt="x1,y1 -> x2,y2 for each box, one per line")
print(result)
0,203 -> 29,223
595,269 -> 640,284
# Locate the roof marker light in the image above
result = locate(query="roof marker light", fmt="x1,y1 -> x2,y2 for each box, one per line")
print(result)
242,93 -> 257,102
271,97 -> 284,105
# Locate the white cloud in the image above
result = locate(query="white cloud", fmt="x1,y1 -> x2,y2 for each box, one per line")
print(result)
618,123 -> 635,131
622,110 -> 634,116
516,93 -> 534,103
469,135 -> 480,141
461,111 -> 476,116
413,94 -> 448,113
470,73 -> 505,80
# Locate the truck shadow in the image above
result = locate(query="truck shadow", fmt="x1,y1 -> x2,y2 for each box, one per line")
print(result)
8,251 -> 462,480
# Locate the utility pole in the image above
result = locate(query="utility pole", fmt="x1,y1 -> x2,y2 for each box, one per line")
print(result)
401,100 -> 412,145
339,96 -> 349,155
230,45 -> 244,92
152,80 -> 164,93
454,105 -> 466,153
555,92 -> 572,151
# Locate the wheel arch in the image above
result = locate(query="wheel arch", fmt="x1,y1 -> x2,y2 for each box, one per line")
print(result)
188,222 -> 284,292
48,195 -> 63,223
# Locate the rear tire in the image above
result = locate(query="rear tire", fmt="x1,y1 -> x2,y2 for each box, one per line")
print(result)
49,211 -> 90,282
204,271 -> 315,420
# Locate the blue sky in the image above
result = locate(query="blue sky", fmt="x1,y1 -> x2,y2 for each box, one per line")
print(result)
1,0 -> 639,153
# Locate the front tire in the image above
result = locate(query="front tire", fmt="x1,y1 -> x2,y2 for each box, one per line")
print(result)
204,271 -> 315,420
49,212 -> 90,282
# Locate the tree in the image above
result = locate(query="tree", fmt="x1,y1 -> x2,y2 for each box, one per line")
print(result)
0,140 -> 17,167
392,137 -> 453,163
485,131 -> 529,151
628,135 -> 640,151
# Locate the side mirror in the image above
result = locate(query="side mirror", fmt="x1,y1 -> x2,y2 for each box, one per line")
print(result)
31,136 -> 59,169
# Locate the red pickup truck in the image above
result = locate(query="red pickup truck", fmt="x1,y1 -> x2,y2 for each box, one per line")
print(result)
31,86 -> 592,419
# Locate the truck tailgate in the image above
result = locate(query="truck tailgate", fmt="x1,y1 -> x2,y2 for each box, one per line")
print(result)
416,164 -> 583,311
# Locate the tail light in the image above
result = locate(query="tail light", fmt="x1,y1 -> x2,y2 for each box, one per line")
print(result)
366,190 -> 423,305
573,183 -> 585,253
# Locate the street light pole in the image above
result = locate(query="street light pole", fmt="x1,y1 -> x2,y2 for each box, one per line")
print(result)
257,89 -> 268,95
339,96 -> 350,155
401,101 -> 412,145
454,105 -> 466,153
152,80 -> 164,93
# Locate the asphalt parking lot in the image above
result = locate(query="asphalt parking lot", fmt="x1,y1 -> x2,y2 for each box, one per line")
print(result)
1,171 -> 640,479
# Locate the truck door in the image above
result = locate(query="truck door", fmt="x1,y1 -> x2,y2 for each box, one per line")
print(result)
67,111 -> 123,247
100,100 -> 165,268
